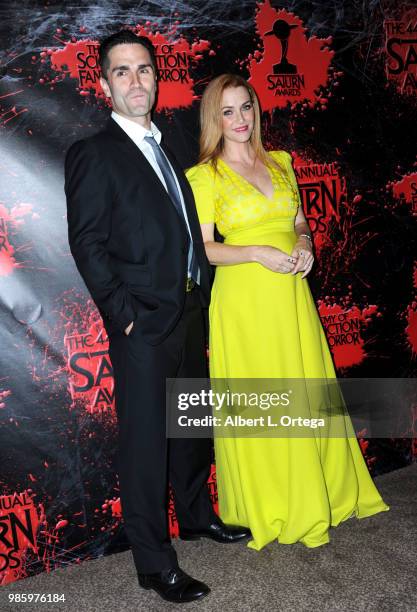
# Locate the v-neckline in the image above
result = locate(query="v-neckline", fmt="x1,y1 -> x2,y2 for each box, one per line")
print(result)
218,156 -> 277,202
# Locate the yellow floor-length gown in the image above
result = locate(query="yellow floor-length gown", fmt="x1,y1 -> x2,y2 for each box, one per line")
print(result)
186,151 -> 388,550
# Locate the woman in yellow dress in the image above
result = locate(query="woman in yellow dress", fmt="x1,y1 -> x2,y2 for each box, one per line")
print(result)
186,74 -> 388,550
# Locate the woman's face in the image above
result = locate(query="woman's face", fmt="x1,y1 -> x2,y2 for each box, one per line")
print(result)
220,85 -> 255,145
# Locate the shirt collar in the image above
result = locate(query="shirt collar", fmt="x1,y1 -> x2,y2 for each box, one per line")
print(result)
111,111 -> 162,145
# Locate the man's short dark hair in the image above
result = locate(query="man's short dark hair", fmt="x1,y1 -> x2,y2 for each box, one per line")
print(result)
99,29 -> 157,78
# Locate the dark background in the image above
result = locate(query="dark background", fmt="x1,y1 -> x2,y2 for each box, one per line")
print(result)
0,0 -> 415,584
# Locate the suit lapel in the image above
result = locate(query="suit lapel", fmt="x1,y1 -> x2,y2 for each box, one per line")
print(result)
106,119 -> 189,213
105,119 -> 169,199
105,118 -> 203,253
105,118 -> 190,239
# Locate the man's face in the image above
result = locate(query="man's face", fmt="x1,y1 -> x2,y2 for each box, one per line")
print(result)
100,43 -> 157,127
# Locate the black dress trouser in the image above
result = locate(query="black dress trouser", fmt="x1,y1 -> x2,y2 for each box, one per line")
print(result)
108,287 -> 216,574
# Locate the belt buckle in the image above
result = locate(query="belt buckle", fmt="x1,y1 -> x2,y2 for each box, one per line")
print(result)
186,277 -> 195,292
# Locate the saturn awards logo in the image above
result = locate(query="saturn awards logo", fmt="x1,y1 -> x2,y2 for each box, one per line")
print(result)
247,2 -> 334,110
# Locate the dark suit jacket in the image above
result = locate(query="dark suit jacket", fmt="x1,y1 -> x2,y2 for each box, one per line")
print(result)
65,118 -> 211,345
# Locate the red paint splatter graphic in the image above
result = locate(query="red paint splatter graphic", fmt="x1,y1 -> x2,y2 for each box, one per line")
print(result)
49,39 -> 101,98
0,491 -> 40,585
319,301 -> 379,369
168,487 -> 179,537
0,484 -> 75,585
49,26 -> 210,111
65,320 -> 114,415
356,429 -> 377,469
207,463 -> 218,515
107,498 -> 121,519
169,463 -> 217,537
292,152 -> 346,253
0,91 -> 28,128
100,464 -> 218,539
389,171 -> 417,215
405,300 -> 417,355
384,9 -> 417,99
247,2 -> 334,110
308,190 -> 376,291
0,203 -> 34,276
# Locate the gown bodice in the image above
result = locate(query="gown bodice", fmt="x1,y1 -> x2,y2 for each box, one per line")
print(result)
186,151 -> 300,239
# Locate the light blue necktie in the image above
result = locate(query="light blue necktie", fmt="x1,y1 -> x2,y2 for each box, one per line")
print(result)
144,135 -> 199,283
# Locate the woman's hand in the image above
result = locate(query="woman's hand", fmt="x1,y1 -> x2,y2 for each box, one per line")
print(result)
290,237 -> 314,278
253,245 -> 297,273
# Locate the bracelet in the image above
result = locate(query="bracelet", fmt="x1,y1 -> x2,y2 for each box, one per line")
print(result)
299,233 -> 312,242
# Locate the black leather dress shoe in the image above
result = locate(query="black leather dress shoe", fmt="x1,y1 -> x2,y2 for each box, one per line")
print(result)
180,519 -> 251,543
138,567 -> 210,603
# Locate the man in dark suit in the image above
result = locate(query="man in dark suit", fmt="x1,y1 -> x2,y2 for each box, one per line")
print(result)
64,29 -> 249,604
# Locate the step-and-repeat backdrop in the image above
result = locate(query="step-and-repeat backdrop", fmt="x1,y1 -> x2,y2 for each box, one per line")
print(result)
0,0 -> 415,584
